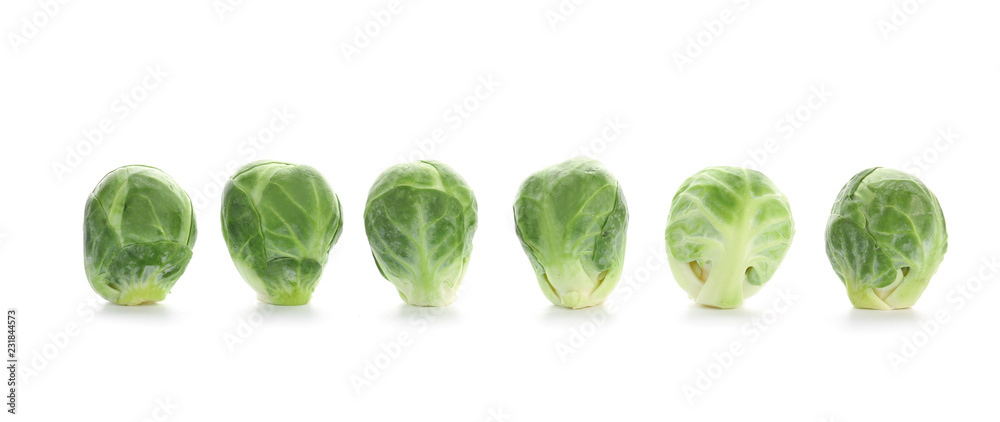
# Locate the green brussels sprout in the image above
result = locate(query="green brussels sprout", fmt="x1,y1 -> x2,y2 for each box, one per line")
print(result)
513,158 -> 628,309
364,161 -> 478,307
825,168 -> 948,310
84,165 -> 197,305
665,167 -> 794,309
221,161 -> 343,306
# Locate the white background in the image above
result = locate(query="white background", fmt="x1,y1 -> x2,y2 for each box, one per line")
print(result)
2,1 -> 998,420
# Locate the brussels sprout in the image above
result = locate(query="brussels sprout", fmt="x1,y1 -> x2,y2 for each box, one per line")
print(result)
84,165 -> 197,305
221,161 -> 343,306
665,167 -> 794,309
825,168 -> 948,310
513,158 -> 628,309
364,161 -> 478,307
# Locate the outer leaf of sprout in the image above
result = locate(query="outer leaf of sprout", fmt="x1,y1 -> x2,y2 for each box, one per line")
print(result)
513,158 -> 629,310
825,168 -> 948,310
363,161 -> 478,307
665,167 -> 794,309
221,161 -> 343,306
84,165 -> 198,305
